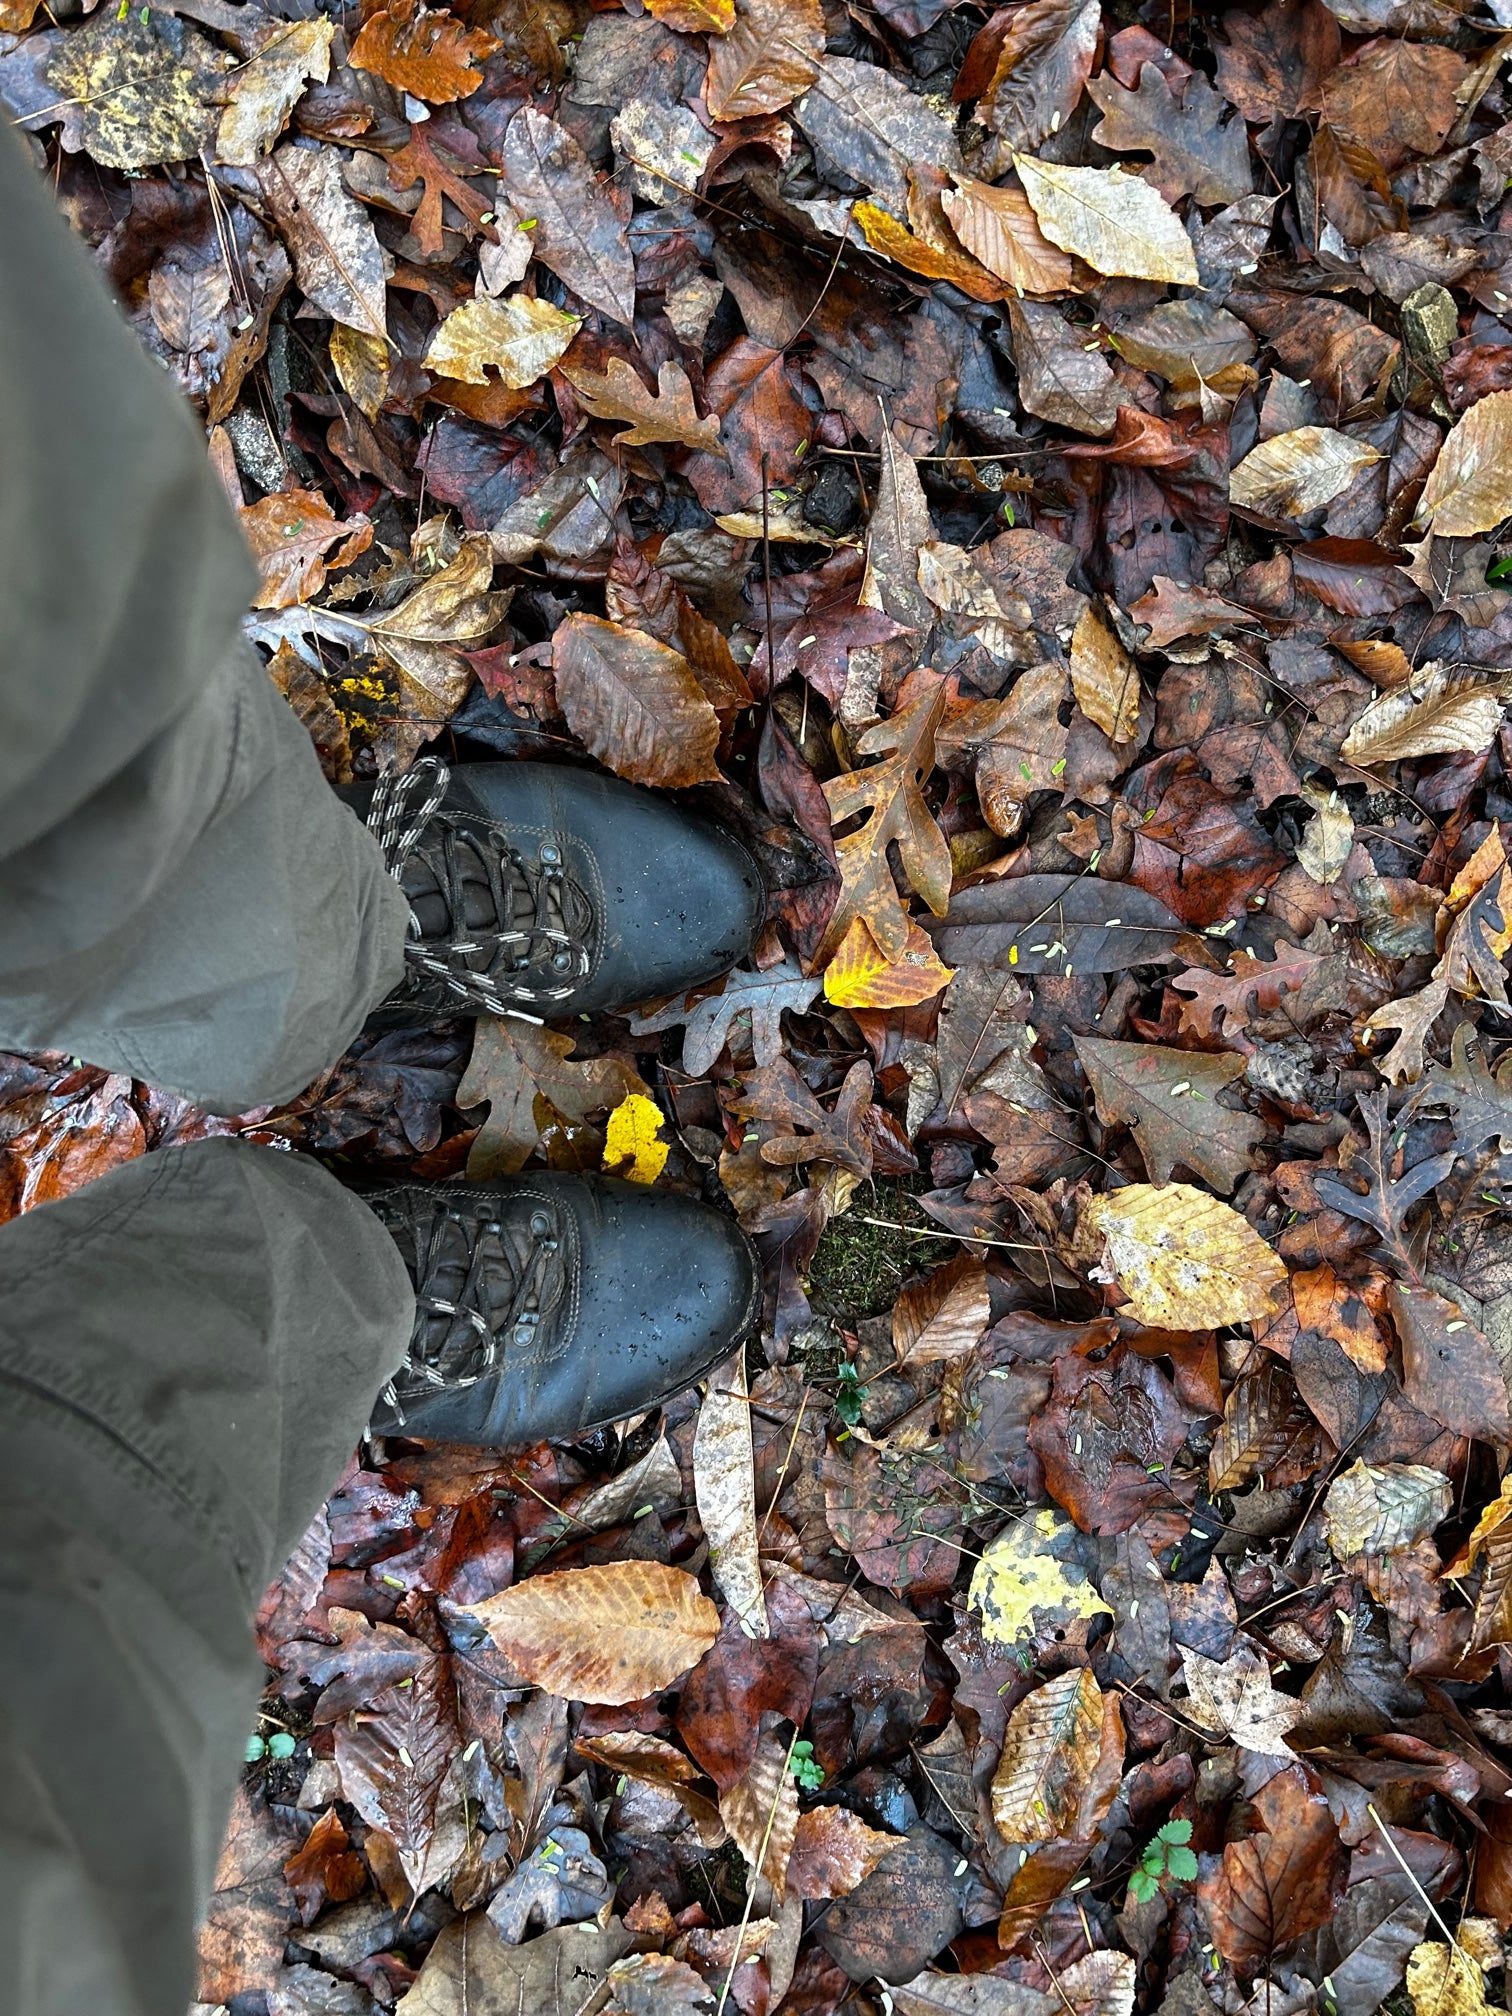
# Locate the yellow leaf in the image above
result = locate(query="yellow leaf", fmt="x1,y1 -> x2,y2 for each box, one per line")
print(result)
646,0 -> 734,29
823,917 -> 954,1009
1070,604 -> 1140,742
423,295 -> 581,388
1418,390 -> 1512,537
602,1092 -> 669,1184
853,200 -> 1008,304
1325,1459 -> 1451,1559
968,1507 -> 1112,1654
330,322 -> 390,423
1407,1944 -> 1487,2016
991,1667 -> 1104,1845
1014,154 -> 1199,285
462,1559 -> 718,1704
1084,1182 -> 1288,1328
1229,426 -> 1383,519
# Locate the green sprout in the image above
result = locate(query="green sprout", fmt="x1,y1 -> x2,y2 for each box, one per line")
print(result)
244,1730 -> 297,1765
835,1360 -> 864,1428
1128,1818 -> 1197,1904
789,1740 -> 824,1792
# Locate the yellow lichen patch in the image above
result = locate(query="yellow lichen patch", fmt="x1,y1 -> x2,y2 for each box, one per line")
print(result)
602,1092 -> 669,1184
968,1507 -> 1112,1653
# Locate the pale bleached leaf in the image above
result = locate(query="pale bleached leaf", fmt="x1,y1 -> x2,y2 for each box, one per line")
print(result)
1341,664 -> 1502,764
1014,154 -> 1199,285
693,1349 -> 768,1636
1418,390 -> 1512,538
1229,426 -> 1383,518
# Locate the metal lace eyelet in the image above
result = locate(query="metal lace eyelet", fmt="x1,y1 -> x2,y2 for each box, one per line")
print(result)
512,1323 -> 533,1347
483,1220 -> 501,1235
552,950 -> 572,972
529,1211 -> 551,1237
540,843 -> 562,865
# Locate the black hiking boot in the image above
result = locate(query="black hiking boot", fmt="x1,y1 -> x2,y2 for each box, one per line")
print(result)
356,757 -> 764,1026
366,1174 -> 759,1447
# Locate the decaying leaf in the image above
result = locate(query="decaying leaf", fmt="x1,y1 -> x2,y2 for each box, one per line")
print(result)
692,1349 -> 768,1635
256,144 -> 392,340
787,1807 -> 903,1902
941,175 -> 1077,295
216,18 -> 333,167
463,1561 -> 719,1704
552,614 -> 722,789
460,1016 -> 650,1178
499,108 -> 636,326
1085,1183 -> 1289,1328
968,1507 -> 1113,1654
1418,392 -> 1512,537
1182,1642 -> 1301,1755
348,0 -> 499,103
1015,155 -> 1200,286
991,1666 -> 1105,1844
1326,1460 -> 1453,1558
1070,604 -> 1140,742
1199,1765 -> 1348,1971
44,10 -> 227,170
1230,427 -> 1383,518
560,355 -> 723,453
239,490 -> 372,610
1341,665 -> 1503,764
423,296 -> 581,388
1074,1035 -> 1266,1192
1407,1944 -> 1488,2016
706,0 -> 824,120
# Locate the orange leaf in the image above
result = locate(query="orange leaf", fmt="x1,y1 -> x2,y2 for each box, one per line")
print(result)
823,917 -> 954,1009
462,1560 -> 718,1704
349,0 -> 499,102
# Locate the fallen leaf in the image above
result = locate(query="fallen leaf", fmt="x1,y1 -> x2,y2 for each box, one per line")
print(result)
1325,1460 -> 1452,1558
941,174 -> 1077,295
1417,392 -> 1512,538
423,296 -> 581,388
552,614 -> 722,789
1407,1944 -> 1488,2016
854,200 -> 1008,305
705,0 -> 824,120
1088,62 -> 1253,206
1230,427 -> 1384,519
787,1807 -> 904,1902
601,1091 -> 669,1184
1322,39 -> 1468,174
1085,1183 -> 1289,1328
44,9 -> 226,170
1341,665 -> 1503,764
605,1952 -> 716,2015
1075,1034 -> 1266,1192
239,490 -> 373,610
1392,1283 -> 1510,1444
499,107 -> 635,325
628,959 -> 822,1076
646,0 -> 734,29
970,0 -> 1101,156
822,917 -> 954,1009
1182,1642 -> 1301,1755
720,1727 -> 800,1897
693,1348 -> 768,1634
216,18 -> 332,167
257,143 -> 392,340
349,0 -> 499,103
991,1666 -> 1105,1844
1199,1764 -> 1348,1971
560,355 -> 723,453
968,1506 -> 1113,1654
1008,298 -> 1121,437
1015,155 -> 1200,286
731,1056 -> 874,1176
1070,604 -> 1141,742
463,1561 -> 719,1704
396,1917 -> 634,2016
460,1017 -> 650,1178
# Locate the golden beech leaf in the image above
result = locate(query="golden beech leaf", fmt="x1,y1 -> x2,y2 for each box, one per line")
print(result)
967,1507 -> 1112,1654
818,678 -> 953,964
823,917 -> 954,1009
1418,390 -> 1512,538
852,201 -> 1008,304
646,0 -> 735,29
941,174 -> 1077,295
1341,664 -> 1503,765
348,0 -> 499,103
1325,1459 -> 1451,1558
601,1092 -> 669,1184
1407,1944 -> 1488,2016
559,354 -> 724,453
705,0 -> 823,119
1229,426 -> 1383,518
1084,1182 -> 1288,1328
1014,154 -> 1199,285
330,323 -> 390,423
720,1729 -> 800,1898
424,296 -> 582,389
991,1667 -> 1104,1844
1069,604 -> 1140,742
462,1560 -> 718,1704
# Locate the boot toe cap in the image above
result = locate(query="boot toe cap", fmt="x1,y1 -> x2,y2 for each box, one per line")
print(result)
587,811 -> 765,1013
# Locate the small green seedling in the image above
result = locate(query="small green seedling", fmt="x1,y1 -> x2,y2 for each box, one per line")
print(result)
835,1361 -> 864,1428
789,1740 -> 824,1792
1128,1818 -> 1197,1903
244,1731 -> 297,1765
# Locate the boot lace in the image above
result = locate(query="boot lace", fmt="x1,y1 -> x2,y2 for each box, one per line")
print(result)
367,756 -> 593,1020
378,1195 -> 566,1425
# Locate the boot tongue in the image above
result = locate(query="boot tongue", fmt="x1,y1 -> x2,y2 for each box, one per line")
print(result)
400,838 -> 531,944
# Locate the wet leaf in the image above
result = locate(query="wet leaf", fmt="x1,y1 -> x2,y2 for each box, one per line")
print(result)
499,107 -> 635,325
601,1092 -> 669,1184
552,614 -> 722,789
1199,1764 -> 1348,1971
1085,1183 -> 1289,1328
423,296 -> 581,388
1008,299 -> 1121,438
693,1348 -> 767,1634
348,0 -> 499,103
1070,604 -> 1140,742
216,19 -> 333,167
560,355 -> 723,453
1075,1035 -> 1266,1192
1088,63 -> 1253,206
645,0 -> 734,29
44,10 -> 226,170
822,917 -> 955,1010
1230,427 -> 1384,519
1340,665 -> 1503,764
991,1666 -> 1105,1844
1015,156 -> 1201,286
1417,392 -> 1512,538
968,1506 -> 1112,1653
239,490 -> 373,610
1182,1642 -> 1301,1755
256,144 -> 391,340
705,0 -> 824,120
941,175 -> 1076,295
459,1018 -> 649,1178
1325,1460 -> 1452,1558
788,1807 -> 904,1902
1407,1945 -> 1488,2016
463,1561 -> 719,1704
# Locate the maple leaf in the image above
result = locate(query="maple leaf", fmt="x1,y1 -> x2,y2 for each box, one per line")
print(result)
1182,1642 -> 1301,1755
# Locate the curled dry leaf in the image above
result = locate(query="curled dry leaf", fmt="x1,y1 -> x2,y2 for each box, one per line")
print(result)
1070,604 -> 1140,742
552,614 -> 722,789
967,1506 -> 1112,1654
1229,427 -> 1383,519
692,1348 -> 768,1635
991,1666 -> 1105,1844
1014,155 -> 1200,286
424,296 -> 581,388
1340,665 -> 1503,765
1085,1183 -> 1288,1329
560,356 -> 724,453
462,1561 -> 719,1704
